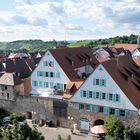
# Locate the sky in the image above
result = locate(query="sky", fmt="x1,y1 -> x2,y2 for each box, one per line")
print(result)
0,0 -> 140,41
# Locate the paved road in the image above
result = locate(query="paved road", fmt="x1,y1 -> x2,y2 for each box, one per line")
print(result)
27,119 -> 94,140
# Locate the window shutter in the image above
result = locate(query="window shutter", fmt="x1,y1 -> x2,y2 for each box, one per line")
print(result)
125,110 -> 129,118
51,61 -> 54,67
93,79 -> 96,85
103,106 -> 109,115
75,103 -> 79,110
56,72 -> 60,78
93,91 -> 96,99
50,82 -> 54,89
104,79 -> 106,86
80,90 -> 83,97
113,94 -> 116,102
115,109 -> 119,117
118,95 -> 120,102
95,106 -> 99,113
99,92 -> 102,100
60,84 -> 63,90
90,105 -> 93,112
106,93 -> 109,101
100,79 -> 102,86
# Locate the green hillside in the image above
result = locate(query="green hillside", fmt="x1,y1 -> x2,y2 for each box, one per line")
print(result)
68,34 -> 137,48
0,34 -> 138,53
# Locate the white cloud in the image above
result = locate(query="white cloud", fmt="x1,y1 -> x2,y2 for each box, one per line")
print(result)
0,0 -> 140,41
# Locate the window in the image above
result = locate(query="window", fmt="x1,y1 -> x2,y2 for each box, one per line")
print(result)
5,86 -> 7,90
88,91 -> 93,98
86,104 -> 90,111
50,72 -> 54,78
44,82 -> 48,88
83,91 -> 87,97
44,61 -> 54,67
115,94 -> 120,102
45,72 -> 48,77
120,110 -> 125,116
102,93 -> 106,99
79,104 -> 84,110
39,81 -> 42,87
33,81 -> 38,87
110,108 -> 115,115
7,93 -> 9,99
96,92 -> 100,99
100,79 -> 106,86
99,106 -> 104,113
1,93 -> 4,96
95,79 -> 100,85
37,71 -> 43,76
109,93 -> 113,101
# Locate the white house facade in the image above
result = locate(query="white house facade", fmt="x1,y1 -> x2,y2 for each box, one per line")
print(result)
31,50 -> 69,96
70,64 -> 137,118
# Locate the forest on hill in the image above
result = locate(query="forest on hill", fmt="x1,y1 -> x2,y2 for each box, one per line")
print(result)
0,34 -> 138,53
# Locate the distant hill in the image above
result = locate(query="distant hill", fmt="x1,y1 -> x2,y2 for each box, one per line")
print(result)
0,34 -> 138,53
68,34 -> 138,48
0,40 -> 68,53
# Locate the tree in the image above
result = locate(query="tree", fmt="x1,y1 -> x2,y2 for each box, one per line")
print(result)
105,116 -> 124,140
0,122 -> 44,140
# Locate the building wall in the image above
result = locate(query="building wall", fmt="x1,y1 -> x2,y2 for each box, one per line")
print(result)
31,50 -> 69,94
22,77 -> 31,96
14,83 -> 24,96
0,85 -> 15,100
70,64 -> 137,111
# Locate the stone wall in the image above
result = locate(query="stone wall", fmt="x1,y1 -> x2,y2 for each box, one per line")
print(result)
0,95 -> 139,129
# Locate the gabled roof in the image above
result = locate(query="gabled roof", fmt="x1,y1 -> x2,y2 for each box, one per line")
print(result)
0,72 -> 23,86
101,55 -> 140,109
0,58 -> 39,78
114,44 -> 137,52
49,47 -> 99,81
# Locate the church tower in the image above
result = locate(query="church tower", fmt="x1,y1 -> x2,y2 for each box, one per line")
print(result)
137,35 -> 140,48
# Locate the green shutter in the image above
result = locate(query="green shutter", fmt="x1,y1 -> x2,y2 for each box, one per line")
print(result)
93,91 -> 96,99
104,106 -> 109,115
51,61 -> 54,67
106,93 -> 109,101
100,79 -> 102,86
80,90 -> 83,97
113,94 -> 116,102
93,79 -> 96,85
95,106 -> 99,113
90,105 -> 93,112
56,72 -> 60,78
39,81 -> 42,87
53,72 -> 55,78
60,84 -> 63,90
115,109 -> 119,117
125,110 -> 129,118
99,92 -> 102,100
104,79 -> 106,86
50,82 -> 54,89
118,94 -> 120,102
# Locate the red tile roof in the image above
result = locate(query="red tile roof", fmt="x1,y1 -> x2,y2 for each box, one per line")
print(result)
49,47 -> 99,81
114,44 -> 137,52
133,58 -> 140,67
102,55 -> 140,109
